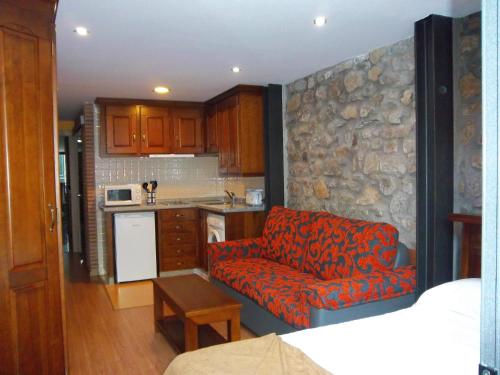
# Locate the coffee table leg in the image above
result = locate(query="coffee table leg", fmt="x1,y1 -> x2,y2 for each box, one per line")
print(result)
153,285 -> 162,332
184,319 -> 198,351
227,313 -> 240,342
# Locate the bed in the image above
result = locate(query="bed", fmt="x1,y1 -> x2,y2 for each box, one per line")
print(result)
165,278 -> 480,375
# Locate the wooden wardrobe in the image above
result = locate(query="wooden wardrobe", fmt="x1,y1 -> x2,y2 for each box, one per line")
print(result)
0,1 -> 66,374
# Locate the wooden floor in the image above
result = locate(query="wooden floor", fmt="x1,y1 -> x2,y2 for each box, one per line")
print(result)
64,255 -> 255,374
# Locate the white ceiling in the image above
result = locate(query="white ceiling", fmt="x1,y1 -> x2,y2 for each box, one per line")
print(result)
56,0 -> 481,119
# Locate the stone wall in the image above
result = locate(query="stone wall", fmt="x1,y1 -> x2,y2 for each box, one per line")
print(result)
454,13 -> 482,214
286,38 -> 417,247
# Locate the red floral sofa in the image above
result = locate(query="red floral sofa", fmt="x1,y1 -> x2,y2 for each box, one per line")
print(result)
208,206 -> 416,335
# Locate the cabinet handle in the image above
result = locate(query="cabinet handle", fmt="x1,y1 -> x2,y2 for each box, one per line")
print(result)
176,249 -> 181,254
142,134 -> 146,142
175,214 -> 181,218
175,225 -> 181,230
48,204 -> 56,232
177,262 -> 182,266
132,133 -> 136,142
176,237 -> 181,241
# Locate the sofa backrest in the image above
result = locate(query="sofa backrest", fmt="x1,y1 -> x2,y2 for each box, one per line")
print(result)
303,211 -> 399,280
261,206 -> 315,271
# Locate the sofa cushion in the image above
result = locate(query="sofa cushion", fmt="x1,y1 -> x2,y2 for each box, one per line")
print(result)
304,212 -> 399,280
211,258 -> 317,328
261,206 -> 316,271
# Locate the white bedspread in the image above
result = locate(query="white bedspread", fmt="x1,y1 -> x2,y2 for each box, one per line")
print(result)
281,279 -> 480,375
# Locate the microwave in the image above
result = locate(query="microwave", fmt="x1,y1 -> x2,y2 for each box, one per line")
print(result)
104,184 -> 142,206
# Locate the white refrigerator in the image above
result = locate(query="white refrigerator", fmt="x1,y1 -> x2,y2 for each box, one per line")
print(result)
114,212 -> 157,282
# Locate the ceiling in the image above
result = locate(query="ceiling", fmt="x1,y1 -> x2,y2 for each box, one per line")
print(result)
56,0 -> 481,119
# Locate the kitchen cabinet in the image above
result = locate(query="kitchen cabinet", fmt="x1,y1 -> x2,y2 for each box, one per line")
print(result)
140,106 -> 171,154
0,1 -> 66,372
210,87 -> 265,176
106,105 -> 140,154
205,105 -> 218,153
157,208 -> 200,271
103,102 -> 204,155
171,107 -> 204,153
105,104 -> 170,155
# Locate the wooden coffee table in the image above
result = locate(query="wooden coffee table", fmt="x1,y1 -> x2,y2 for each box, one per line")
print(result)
153,275 -> 242,352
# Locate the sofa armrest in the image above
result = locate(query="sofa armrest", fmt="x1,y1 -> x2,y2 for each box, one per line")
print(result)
208,237 -> 264,265
301,265 -> 416,311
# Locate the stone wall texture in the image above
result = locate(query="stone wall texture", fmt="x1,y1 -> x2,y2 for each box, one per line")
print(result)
286,38 -> 417,247
454,13 -> 482,214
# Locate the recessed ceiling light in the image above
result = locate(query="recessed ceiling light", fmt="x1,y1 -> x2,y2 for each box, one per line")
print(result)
76,139 -> 83,143
74,26 -> 89,36
231,66 -> 241,73
153,86 -> 170,94
313,16 -> 327,27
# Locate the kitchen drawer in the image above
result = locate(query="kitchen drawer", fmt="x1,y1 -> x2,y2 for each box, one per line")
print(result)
162,244 -> 197,258
161,220 -> 197,234
159,208 -> 198,222
163,232 -> 196,245
161,256 -> 198,271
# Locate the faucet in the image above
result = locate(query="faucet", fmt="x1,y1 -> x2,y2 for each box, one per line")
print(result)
225,190 -> 237,205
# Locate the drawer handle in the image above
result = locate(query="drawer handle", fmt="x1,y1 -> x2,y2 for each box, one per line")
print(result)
177,262 -> 182,266
175,225 -> 181,229
175,214 -> 182,218
176,249 -> 181,254
176,237 -> 181,241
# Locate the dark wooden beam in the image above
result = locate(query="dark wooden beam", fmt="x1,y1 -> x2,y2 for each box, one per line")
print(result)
415,14 -> 454,297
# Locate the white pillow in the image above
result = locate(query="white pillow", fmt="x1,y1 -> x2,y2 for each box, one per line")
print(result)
415,278 -> 481,319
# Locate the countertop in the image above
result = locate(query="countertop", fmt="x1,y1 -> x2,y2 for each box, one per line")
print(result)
100,198 -> 265,214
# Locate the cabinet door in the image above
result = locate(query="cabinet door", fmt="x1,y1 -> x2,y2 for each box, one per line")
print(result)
105,105 -> 139,154
0,19 -> 65,375
216,104 -> 229,174
139,106 -> 171,154
205,105 -> 218,153
226,98 -> 241,174
171,107 -> 204,153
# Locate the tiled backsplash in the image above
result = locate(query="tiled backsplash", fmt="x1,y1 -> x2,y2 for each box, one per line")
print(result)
92,105 -> 264,276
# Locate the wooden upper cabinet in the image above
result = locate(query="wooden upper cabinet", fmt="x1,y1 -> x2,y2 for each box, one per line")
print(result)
205,105 -> 218,153
212,89 -> 264,176
139,106 -> 171,154
105,105 -> 139,154
171,107 -> 204,154
237,92 -> 264,176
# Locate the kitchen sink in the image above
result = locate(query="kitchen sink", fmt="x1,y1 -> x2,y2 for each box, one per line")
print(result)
202,202 -> 232,206
158,200 -> 190,206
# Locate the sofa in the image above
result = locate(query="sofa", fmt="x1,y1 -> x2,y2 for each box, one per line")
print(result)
208,206 -> 416,335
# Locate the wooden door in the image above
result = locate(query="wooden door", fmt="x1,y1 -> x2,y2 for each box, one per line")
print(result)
172,107 -> 204,153
226,97 -> 241,175
105,105 -> 139,154
0,1 -> 66,373
139,106 -> 171,154
205,105 -> 218,153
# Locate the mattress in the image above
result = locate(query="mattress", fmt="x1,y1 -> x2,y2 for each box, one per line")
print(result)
281,278 -> 480,375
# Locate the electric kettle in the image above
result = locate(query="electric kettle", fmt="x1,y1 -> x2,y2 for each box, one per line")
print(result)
245,189 -> 264,206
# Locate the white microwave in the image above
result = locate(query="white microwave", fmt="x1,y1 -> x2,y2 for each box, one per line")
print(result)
104,184 -> 142,206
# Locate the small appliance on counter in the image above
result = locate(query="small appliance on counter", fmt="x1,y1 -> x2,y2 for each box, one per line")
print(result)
104,184 -> 142,206
142,180 -> 158,205
245,188 -> 264,206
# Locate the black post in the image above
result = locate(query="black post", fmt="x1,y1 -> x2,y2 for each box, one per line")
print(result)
263,84 -> 284,210
415,15 -> 454,297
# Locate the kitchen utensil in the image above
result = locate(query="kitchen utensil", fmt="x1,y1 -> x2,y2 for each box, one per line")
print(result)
142,182 -> 149,193
245,189 -> 264,206
151,180 -> 158,192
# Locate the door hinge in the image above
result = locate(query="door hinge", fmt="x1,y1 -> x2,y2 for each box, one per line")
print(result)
480,365 -> 498,375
